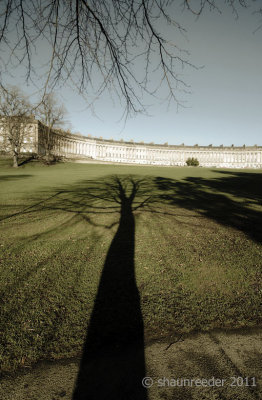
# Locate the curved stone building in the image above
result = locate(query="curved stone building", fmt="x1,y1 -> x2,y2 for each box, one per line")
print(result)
1,117 -> 262,168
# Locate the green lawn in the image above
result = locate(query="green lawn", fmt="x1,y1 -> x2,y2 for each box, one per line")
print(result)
0,158 -> 262,373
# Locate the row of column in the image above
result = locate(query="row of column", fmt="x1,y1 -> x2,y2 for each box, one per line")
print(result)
52,137 -> 96,157
48,134 -> 262,167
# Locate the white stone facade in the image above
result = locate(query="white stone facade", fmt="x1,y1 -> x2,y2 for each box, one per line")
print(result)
1,117 -> 262,169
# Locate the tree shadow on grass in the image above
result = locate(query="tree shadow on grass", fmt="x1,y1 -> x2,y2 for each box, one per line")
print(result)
1,175 -> 152,395
0,174 -> 33,181
1,170 -> 262,391
62,171 -> 261,399
154,170 -> 262,243
71,176 -> 148,399
206,170 -> 262,206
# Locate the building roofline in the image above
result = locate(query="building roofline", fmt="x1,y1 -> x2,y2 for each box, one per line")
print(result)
36,119 -> 262,149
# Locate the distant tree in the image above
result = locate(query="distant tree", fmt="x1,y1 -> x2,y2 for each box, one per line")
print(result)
36,93 -> 67,160
0,86 -> 32,167
186,157 -> 199,166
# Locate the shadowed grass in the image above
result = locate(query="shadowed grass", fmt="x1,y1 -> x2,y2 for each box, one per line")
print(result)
0,159 -> 261,374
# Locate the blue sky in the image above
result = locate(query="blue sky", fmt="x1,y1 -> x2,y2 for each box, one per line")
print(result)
4,3 -> 262,146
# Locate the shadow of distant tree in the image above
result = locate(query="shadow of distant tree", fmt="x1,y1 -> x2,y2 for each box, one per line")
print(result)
0,174 -> 33,181
154,170 -> 262,243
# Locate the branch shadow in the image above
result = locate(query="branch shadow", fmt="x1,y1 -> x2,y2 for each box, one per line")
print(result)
154,170 -> 262,243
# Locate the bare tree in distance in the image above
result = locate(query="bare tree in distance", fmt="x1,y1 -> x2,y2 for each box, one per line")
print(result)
36,92 -> 67,161
0,86 -> 33,167
0,0 -> 259,119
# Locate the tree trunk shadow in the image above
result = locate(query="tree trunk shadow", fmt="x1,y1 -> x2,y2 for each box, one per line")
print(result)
73,179 -> 147,399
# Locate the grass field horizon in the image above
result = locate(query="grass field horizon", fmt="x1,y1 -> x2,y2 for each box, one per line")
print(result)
1,158 -> 262,374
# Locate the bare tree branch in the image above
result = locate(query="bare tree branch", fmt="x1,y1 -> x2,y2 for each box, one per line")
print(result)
0,85 -> 33,167
35,91 -> 67,159
0,0 -> 254,117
